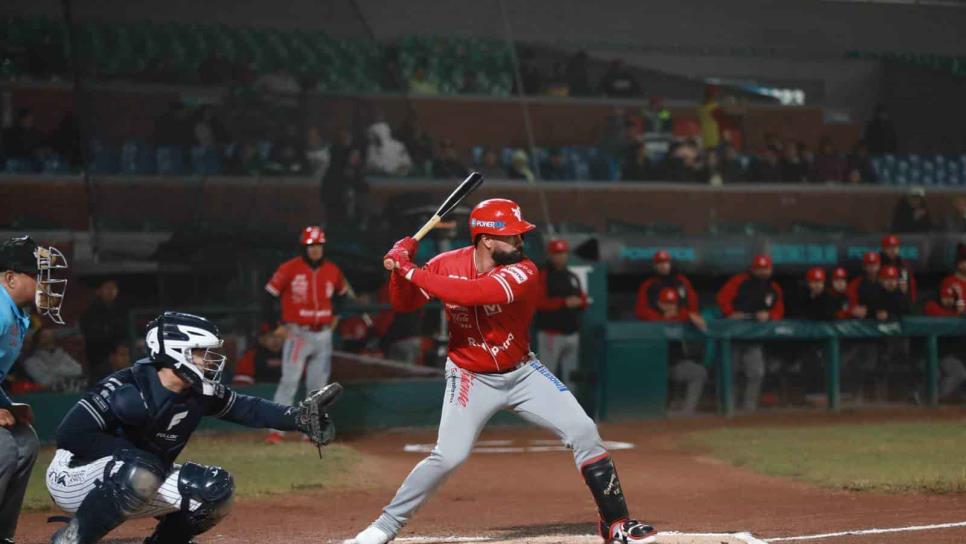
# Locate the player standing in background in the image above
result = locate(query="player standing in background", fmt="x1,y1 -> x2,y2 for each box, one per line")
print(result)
47,312 -> 340,544
847,252 -> 881,319
716,254 -> 784,411
634,250 -> 704,330
828,267 -> 851,320
0,235 -> 68,544
346,199 -> 656,544
264,226 -> 349,444
938,242 -> 966,303
879,234 -> 917,303
535,238 -> 588,391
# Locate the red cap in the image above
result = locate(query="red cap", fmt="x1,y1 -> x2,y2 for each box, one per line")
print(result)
469,199 -> 536,240
547,239 -> 569,254
300,226 -> 326,245
653,250 -> 671,264
863,251 -> 881,266
882,234 -> 900,248
941,286 -> 956,299
832,267 -> 849,280
806,267 -> 826,283
658,287 -> 679,304
879,265 -> 899,280
752,254 -> 772,270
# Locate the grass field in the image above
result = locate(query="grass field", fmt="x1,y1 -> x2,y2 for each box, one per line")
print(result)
687,421 -> 966,494
24,433 -> 360,510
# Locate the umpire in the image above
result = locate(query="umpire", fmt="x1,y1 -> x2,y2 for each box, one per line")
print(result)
0,235 -> 69,543
535,239 -> 588,391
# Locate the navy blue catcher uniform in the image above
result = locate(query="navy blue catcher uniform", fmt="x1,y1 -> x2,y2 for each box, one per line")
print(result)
46,312 -> 338,544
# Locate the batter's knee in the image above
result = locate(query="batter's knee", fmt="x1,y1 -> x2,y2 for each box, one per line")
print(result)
567,415 -> 604,459
431,444 -> 473,473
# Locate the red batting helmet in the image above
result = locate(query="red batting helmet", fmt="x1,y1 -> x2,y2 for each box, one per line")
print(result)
882,234 -> 900,249
862,251 -> 881,266
547,239 -> 569,254
658,287 -> 679,304
653,250 -> 671,264
806,267 -> 826,283
941,286 -> 956,299
469,199 -> 536,240
752,254 -> 772,270
832,267 -> 849,280
879,265 -> 899,280
300,226 -> 326,246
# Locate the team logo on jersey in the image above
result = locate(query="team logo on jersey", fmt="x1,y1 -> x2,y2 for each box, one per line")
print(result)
291,275 -> 309,302
167,411 -> 189,431
483,304 -> 503,316
503,266 -> 528,285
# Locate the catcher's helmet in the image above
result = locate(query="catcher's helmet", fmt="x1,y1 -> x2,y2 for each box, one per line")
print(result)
469,199 -> 535,240
145,312 -> 226,394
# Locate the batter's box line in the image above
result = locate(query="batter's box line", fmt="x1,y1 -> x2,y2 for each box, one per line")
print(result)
763,519 -> 966,542
392,532 -> 768,543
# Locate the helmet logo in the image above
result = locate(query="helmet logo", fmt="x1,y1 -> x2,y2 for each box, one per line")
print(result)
512,207 -> 522,221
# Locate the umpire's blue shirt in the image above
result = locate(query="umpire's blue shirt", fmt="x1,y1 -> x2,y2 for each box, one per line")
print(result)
0,287 -> 29,407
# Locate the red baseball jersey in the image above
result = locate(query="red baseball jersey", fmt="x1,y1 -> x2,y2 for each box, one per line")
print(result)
388,246 -> 538,373
940,274 -> 966,302
265,257 -> 347,326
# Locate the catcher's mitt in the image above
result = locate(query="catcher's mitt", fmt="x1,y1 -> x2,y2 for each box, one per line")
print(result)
295,382 -> 343,452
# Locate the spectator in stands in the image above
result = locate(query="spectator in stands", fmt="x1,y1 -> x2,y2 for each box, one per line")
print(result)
828,267 -> 852,319
535,239 -> 588,391
540,148 -> 570,181
366,121 -> 412,176
233,324 -> 284,385
477,147 -> 504,180
50,112 -> 82,170
751,146 -> 782,182
864,104 -> 898,154
2,108 -> 45,165
408,65 -> 440,95
22,328 -> 84,392
543,63 -> 570,97
635,250 -> 704,328
80,278 -> 125,385
640,288 -> 708,414
717,254 -> 784,411
643,96 -> 672,136
266,125 -> 307,175
432,138 -> 468,179
191,105 -> 228,147
696,85 -> 725,150
323,144 -> 368,225
780,141 -> 810,182
879,234 -> 918,302
398,117 -> 434,176
719,144 -> 746,183
305,126 -> 331,178
598,59 -> 640,98
846,141 -> 877,183
565,50 -> 592,97
705,149 -> 725,186
225,141 -> 265,176
506,149 -> 534,181
666,140 -> 704,182
621,143 -> 655,182
847,252 -> 881,319
814,138 -> 846,183
890,187 -> 934,234
944,196 -> 966,233
924,286 -> 966,400
790,267 -> 836,320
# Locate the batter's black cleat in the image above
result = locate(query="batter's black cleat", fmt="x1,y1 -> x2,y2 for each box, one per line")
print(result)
600,518 -> 657,543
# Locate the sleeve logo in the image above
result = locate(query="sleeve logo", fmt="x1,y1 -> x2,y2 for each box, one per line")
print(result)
503,266 -> 528,285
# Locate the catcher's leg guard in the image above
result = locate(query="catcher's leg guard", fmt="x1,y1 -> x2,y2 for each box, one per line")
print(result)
144,462 -> 234,544
51,449 -> 166,544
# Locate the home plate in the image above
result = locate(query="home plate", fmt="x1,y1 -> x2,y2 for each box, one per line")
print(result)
394,532 -> 766,543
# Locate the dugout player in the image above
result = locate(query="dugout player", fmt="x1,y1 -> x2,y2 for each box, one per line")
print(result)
828,267 -> 851,319
924,286 -> 966,400
938,242 -> 966,304
634,250 -> 703,329
880,234 -> 917,302
46,311 -> 340,544
716,254 -> 784,411
0,235 -> 68,543
639,288 -> 708,414
264,226 -> 350,444
535,238 -> 588,392
347,199 -> 656,544
846,252 -> 881,319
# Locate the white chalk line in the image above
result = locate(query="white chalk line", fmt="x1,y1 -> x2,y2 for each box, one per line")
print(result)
402,440 -> 635,454
763,519 -> 966,541
394,531 -> 767,543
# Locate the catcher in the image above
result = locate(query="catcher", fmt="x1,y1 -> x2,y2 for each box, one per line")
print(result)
46,312 -> 341,544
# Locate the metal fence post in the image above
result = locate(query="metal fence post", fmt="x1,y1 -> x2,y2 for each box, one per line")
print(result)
825,336 -> 840,412
718,338 -> 733,417
926,335 -> 939,407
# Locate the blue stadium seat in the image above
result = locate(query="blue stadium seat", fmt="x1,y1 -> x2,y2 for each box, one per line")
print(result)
88,141 -> 119,174
190,145 -> 223,175
156,146 -> 186,175
42,155 -> 69,174
4,158 -> 38,173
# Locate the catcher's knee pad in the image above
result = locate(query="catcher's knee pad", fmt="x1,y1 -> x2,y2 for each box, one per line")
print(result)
144,462 -> 234,544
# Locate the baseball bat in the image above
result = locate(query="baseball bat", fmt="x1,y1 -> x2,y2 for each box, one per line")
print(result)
384,171 -> 484,270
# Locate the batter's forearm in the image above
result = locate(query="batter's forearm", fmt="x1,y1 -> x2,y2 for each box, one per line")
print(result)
409,269 -> 509,306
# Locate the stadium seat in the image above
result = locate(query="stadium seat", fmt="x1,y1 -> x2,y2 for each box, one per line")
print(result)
156,146 -> 186,175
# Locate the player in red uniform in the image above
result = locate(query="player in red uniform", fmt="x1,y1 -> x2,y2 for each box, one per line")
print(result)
264,226 -> 349,444
939,243 -> 966,304
345,199 -> 656,544
880,234 -> 917,302
634,250 -> 704,329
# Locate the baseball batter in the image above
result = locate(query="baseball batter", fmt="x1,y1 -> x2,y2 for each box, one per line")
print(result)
346,199 -> 655,544
265,226 -> 349,443
46,312 -> 340,544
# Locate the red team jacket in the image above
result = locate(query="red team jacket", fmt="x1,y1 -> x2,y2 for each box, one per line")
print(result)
634,274 -> 699,321
265,257 -> 347,327
716,272 -> 785,319
389,246 -> 538,373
